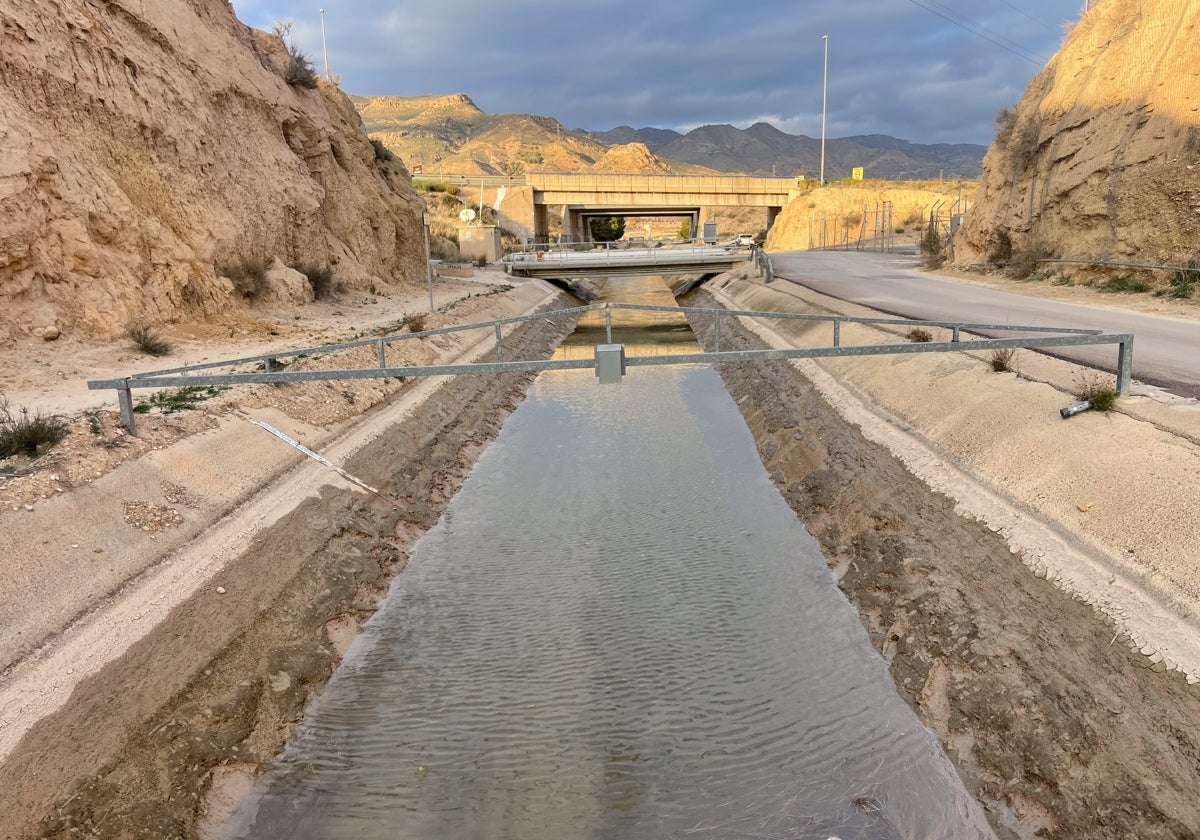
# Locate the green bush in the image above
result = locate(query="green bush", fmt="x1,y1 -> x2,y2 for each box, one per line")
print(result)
133,386 -> 223,415
127,323 -> 172,357
1156,260 -> 1199,299
1074,372 -> 1117,412
1100,274 -> 1151,293
0,397 -> 68,459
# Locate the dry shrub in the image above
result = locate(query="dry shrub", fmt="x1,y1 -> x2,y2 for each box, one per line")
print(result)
907,327 -> 934,343
0,396 -> 68,459
220,257 -> 270,299
127,323 -> 172,357
990,347 -> 1018,372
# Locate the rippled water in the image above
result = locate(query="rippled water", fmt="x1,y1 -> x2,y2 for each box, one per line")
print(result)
224,278 -> 994,840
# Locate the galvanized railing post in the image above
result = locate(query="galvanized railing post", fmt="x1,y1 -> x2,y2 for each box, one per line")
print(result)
714,311 -> 721,352
377,338 -> 386,368
833,318 -> 841,347
117,380 -> 136,435
264,357 -> 275,373
952,326 -> 961,342
605,305 -> 613,344
1117,335 -> 1134,395
495,323 -> 504,362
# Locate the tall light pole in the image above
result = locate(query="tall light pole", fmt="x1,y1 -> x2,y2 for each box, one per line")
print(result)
820,34 -> 829,185
319,8 -> 331,81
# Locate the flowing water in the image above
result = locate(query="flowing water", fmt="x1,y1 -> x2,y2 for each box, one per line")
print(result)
223,277 -> 995,840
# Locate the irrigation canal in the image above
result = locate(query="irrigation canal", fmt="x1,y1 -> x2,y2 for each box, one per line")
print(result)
222,276 -> 995,839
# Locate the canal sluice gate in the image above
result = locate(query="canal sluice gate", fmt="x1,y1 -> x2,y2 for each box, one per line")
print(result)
38,278 -> 1200,839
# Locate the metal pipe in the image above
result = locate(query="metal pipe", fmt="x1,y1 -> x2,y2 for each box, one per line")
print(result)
1060,401 -> 1092,419
494,323 -> 503,362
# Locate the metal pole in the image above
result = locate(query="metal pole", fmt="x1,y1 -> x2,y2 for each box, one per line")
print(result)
117,381 -> 136,435
319,9 -> 330,81
605,305 -> 613,344
820,34 -> 829,185
495,324 -> 504,362
423,212 -> 434,312
1116,336 -> 1134,395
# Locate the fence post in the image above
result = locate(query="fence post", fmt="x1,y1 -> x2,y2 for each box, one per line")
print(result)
495,323 -> 504,362
377,338 -> 386,368
1116,335 -> 1134,395
714,311 -> 721,353
605,305 -> 613,344
118,381 -> 136,435
833,319 -> 841,347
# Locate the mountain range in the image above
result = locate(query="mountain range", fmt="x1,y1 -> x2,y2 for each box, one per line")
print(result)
353,93 -> 985,180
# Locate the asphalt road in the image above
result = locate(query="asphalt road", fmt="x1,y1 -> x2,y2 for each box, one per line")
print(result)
770,250 -> 1200,398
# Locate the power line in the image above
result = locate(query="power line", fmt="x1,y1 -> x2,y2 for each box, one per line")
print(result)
902,0 -> 1049,65
991,0 -> 1060,34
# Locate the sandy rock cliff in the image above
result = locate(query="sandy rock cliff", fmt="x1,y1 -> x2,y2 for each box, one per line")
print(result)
956,0 -> 1200,267
0,0 -> 426,340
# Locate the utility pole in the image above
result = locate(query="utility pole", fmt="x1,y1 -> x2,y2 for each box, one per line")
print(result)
319,9 -> 331,81
820,35 -> 829,185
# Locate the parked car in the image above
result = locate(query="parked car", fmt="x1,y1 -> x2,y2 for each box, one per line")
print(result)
736,233 -> 754,247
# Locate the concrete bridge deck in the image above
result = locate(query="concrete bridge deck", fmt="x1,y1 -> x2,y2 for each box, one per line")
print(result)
503,245 -> 751,278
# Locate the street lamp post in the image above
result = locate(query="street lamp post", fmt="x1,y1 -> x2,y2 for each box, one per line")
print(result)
319,8 -> 331,81
820,34 -> 829,185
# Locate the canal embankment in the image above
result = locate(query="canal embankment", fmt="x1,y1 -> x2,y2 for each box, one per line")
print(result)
686,277 -> 1200,839
8,268 -> 1200,839
0,282 -> 575,839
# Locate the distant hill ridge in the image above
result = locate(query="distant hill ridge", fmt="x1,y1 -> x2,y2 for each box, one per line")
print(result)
353,93 -> 985,179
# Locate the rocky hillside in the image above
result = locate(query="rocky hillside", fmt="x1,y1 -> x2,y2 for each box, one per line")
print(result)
593,123 -> 986,179
956,0 -> 1200,269
0,1 -> 427,340
353,93 -> 715,176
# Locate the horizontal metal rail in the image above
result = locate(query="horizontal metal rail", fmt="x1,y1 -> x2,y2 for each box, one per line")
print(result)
89,301 -> 1134,434
118,305 -> 592,381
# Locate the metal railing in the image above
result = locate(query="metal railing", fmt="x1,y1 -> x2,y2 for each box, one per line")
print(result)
90,303 -> 1134,433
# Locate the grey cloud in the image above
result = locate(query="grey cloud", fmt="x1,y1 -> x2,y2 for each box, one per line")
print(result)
235,0 -> 1082,145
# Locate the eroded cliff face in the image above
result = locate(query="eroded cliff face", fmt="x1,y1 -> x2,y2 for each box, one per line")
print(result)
957,0 -> 1200,268
0,0 -> 426,340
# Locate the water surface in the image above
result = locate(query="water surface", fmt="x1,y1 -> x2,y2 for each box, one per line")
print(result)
224,278 -> 994,840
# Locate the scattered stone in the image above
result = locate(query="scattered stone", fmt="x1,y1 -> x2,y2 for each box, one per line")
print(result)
216,586 -> 226,594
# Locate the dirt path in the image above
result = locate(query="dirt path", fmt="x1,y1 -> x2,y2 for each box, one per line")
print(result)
685,289 -> 1200,839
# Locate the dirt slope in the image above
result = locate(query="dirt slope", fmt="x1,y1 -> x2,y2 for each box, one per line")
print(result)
0,0 -> 427,341
957,0 -> 1200,268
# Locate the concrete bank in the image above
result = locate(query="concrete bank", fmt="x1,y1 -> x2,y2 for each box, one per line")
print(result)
705,271 -> 1200,684
0,282 -> 572,839
686,282 -> 1200,839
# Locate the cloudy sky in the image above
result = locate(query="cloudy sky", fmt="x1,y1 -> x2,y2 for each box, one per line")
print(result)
231,0 -> 1084,146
